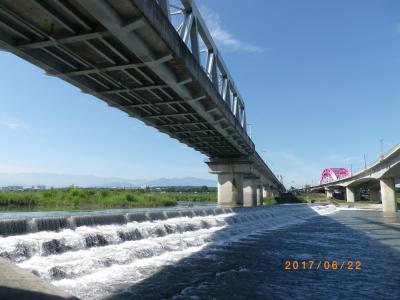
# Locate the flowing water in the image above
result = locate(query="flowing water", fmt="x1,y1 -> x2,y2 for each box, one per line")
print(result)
0,204 -> 399,299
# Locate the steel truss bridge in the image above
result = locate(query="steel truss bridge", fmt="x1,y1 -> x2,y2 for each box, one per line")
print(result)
0,0 -> 284,206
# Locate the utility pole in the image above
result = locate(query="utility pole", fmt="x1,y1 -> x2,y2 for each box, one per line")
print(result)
350,163 -> 353,175
380,138 -> 384,160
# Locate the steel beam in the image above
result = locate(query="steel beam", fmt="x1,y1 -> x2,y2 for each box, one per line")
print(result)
98,84 -> 168,95
17,31 -> 111,49
0,0 -> 284,190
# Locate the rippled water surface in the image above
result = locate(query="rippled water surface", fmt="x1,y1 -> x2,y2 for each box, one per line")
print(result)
165,209 -> 400,300
1,205 -> 399,299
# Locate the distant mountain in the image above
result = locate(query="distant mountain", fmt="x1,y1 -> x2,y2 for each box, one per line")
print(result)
0,172 -> 216,188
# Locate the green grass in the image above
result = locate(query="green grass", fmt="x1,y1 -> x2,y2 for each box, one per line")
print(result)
263,196 -> 277,205
263,193 -> 309,205
0,188 -> 217,211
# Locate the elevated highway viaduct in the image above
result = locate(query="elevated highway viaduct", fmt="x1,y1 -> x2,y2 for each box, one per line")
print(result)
306,145 -> 400,212
0,0 -> 284,206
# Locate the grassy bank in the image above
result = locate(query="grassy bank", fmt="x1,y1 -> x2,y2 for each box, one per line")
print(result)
263,193 -> 310,205
0,188 -> 217,211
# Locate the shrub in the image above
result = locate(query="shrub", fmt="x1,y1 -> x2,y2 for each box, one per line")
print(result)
126,194 -> 137,202
100,190 -> 111,197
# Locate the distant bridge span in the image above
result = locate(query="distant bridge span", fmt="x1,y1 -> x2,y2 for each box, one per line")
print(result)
304,145 -> 400,212
0,0 -> 284,206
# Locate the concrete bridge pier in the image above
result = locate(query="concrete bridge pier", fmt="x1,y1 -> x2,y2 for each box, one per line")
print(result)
346,187 -> 356,203
262,185 -> 271,198
262,187 -> 267,198
207,159 -> 282,207
216,173 -> 244,207
326,188 -> 334,199
243,177 -> 259,207
380,178 -> 398,212
257,185 -> 263,205
207,160 -> 258,207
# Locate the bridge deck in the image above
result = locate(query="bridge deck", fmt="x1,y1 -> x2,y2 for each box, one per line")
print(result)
0,0 -> 254,158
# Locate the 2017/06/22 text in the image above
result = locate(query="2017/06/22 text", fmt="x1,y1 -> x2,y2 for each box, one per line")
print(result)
284,260 -> 362,271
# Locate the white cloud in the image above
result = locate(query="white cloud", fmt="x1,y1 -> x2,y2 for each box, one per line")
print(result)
0,120 -> 24,130
200,6 -> 265,54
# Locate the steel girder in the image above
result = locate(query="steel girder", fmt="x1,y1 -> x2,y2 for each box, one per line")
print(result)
0,0 -> 284,189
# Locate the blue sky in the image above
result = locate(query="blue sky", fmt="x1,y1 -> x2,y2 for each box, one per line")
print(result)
1,0 -> 399,187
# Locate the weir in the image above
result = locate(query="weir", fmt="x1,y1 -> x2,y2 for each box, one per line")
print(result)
0,207 -> 234,237
0,204 -> 329,300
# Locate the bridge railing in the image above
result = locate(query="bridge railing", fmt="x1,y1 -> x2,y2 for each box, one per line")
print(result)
156,0 -> 247,132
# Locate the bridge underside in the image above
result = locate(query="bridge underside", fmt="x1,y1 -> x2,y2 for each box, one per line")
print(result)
0,0 -> 283,206
0,0 -> 253,158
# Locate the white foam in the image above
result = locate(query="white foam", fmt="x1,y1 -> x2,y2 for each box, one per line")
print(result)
337,206 -> 381,211
310,204 -> 337,215
1,206 -> 321,299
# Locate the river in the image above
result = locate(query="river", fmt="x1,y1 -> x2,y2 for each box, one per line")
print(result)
0,204 -> 399,299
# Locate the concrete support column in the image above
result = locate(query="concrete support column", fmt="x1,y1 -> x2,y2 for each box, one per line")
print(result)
243,178 -> 258,207
380,178 -> 398,212
217,173 -> 244,207
326,189 -> 333,199
207,159 -> 262,208
256,185 -> 263,205
346,187 -> 355,203
206,159 -> 253,207
262,186 -> 267,198
370,189 -> 381,202
263,186 -> 272,198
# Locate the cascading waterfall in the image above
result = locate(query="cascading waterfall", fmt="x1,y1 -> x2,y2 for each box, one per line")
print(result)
0,205 -> 332,300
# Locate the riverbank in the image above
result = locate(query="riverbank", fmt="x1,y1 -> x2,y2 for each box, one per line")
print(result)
0,188 -> 216,211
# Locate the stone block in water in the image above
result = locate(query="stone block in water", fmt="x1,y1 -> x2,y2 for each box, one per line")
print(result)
165,211 -> 182,219
193,209 -> 207,216
126,212 -> 149,223
203,208 -> 215,216
34,217 -> 69,232
180,210 -> 195,218
213,208 -> 224,215
73,214 -> 126,227
146,211 -> 167,221
0,219 -> 28,236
